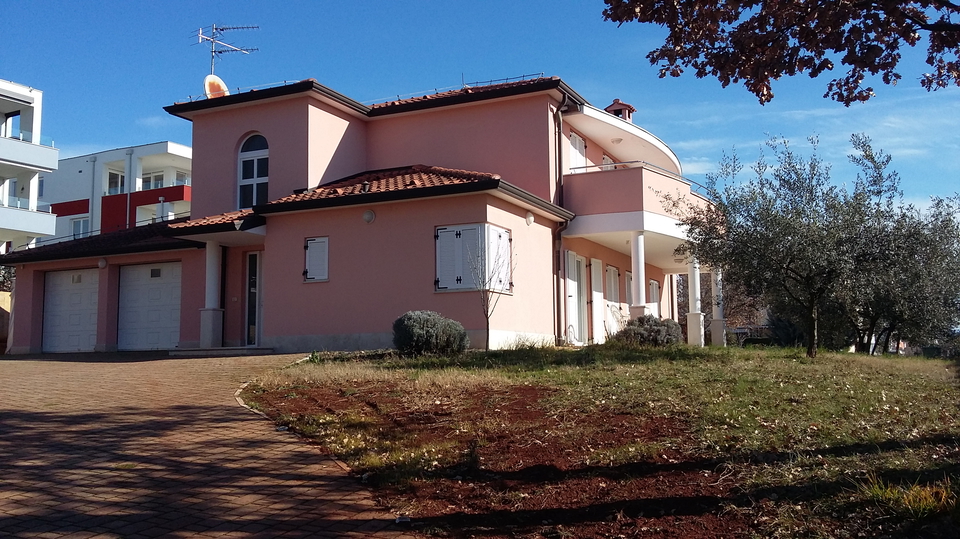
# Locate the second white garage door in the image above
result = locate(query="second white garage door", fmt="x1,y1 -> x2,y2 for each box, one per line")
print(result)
117,262 -> 182,350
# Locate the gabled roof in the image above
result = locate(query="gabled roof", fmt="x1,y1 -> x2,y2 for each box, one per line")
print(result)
257,164 -> 574,220
164,77 -> 588,120
0,219 -> 203,265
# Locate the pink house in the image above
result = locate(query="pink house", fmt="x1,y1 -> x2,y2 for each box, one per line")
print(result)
1,77 -> 724,354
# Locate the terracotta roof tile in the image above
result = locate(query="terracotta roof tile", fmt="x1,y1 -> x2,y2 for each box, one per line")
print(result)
370,77 -> 561,110
168,209 -> 255,229
269,165 -> 501,205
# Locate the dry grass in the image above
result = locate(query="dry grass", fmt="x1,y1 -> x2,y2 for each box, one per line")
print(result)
243,344 -> 960,537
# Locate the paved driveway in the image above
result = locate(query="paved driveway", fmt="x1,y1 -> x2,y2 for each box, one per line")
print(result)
0,353 -> 418,538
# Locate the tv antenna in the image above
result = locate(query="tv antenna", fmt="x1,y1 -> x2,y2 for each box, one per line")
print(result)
198,24 -> 259,74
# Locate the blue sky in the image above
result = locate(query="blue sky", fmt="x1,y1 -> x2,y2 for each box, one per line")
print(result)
3,0 -> 957,204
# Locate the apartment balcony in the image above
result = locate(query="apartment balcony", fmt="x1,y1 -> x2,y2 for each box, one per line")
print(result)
0,135 -> 59,174
0,200 -> 56,244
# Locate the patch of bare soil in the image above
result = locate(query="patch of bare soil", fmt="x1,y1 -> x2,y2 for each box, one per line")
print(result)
248,382 -> 755,538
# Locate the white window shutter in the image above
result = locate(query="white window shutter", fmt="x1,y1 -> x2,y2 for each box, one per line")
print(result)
436,228 -> 457,289
590,258 -> 605,343
625,272 -> 634,306
605,266 -> 621,335
458,225 -> 481,290
304,237 -> 329,281
570,132 -> 587,173
485,224 -> 511,292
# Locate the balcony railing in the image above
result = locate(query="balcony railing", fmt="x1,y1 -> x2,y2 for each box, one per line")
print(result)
5,130 -> 56,148
0,197 -> 52,212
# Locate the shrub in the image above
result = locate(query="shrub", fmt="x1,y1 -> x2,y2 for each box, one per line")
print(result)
392,310 -> 469,356
611,315 -> 683,347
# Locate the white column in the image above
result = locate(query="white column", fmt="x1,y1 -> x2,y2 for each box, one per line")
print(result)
27,172 -> 39,211
199,241 -> 223,348
710,269 -> 726,346
686,259 -> 705,346
629,231 -> 647,319
669,274 -> 679,322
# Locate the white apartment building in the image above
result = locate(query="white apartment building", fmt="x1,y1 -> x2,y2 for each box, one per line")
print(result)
0,79 -> 58,252
39,141 -> 192,243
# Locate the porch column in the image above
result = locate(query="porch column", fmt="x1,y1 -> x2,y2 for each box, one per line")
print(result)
710,269 -> 727,346
669,274 -> 679,322
687,259 -> 705,346
199,240 -> 223,348
629,231 -> 647,319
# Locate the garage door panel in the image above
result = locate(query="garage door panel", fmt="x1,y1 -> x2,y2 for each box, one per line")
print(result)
43,269 -> 99,353
118,262 -> 181,351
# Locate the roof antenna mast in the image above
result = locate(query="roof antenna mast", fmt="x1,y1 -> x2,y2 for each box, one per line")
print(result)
198,24 -> 259,74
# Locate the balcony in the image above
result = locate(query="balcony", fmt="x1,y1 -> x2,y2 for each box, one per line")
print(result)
0,202 -> 56,244
562,162 -> 711,272
0,135 -> 59,173
563,162 -> 707,218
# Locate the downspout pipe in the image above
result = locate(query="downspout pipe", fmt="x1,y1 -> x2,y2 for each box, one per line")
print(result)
552,93 -> 570,345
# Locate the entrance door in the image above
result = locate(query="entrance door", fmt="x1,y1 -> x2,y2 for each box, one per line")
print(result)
565,251 -> 588,345
246,252 -> 262,346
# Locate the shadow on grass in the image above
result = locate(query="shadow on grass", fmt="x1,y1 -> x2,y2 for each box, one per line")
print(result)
384,432 -> 960,538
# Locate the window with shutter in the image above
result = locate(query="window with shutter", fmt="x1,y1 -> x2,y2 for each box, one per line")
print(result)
435,224 -> 511,292
304,237 -> 329,281
569,132 -> 587,173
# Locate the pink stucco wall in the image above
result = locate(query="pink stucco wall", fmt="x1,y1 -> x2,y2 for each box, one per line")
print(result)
258,193 -> 557,350
7,249 -> 205,353
367,95 -> 557,202
483,196 -> 556,340
188,94 -> 370,219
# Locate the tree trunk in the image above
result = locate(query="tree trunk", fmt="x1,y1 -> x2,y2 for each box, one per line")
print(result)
881,323 -> 895,355
806,301 -> 819,358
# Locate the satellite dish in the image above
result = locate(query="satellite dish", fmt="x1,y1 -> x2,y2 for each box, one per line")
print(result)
203,74 -> 230,98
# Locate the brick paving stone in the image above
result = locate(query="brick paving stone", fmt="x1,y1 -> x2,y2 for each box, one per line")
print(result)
0,353 -> 421,538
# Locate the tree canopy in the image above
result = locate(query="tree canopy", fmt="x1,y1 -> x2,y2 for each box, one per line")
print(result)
603,0 -> 960,104
666,135 -> 960,357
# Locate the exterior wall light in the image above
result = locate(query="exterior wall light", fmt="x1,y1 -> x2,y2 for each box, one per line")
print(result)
525,211 -> 535,226
98,258 -> 107,269
362,210 -> 376,223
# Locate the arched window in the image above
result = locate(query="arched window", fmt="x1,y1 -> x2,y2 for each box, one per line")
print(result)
238,134 -> 268,209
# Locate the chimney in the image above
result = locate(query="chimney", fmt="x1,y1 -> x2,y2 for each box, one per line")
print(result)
604,98 -> 636,123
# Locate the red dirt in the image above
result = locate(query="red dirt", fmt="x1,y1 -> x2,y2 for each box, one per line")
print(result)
249,382 -> 756,538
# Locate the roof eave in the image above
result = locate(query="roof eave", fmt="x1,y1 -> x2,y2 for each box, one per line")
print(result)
164,80 -> 371,120
258,179 -> 574,222
0,240 -> 204,266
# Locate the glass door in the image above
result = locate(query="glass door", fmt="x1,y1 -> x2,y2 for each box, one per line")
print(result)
246,252 -> 262,346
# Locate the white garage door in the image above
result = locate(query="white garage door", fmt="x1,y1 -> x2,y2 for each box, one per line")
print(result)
118,262 -> 181,350
43,268 -> 99,353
